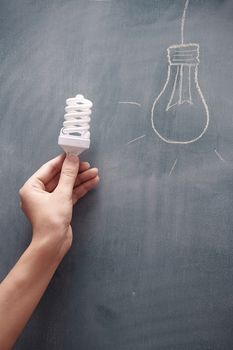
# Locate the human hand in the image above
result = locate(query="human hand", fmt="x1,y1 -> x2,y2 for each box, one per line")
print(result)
19,154 -> 99,259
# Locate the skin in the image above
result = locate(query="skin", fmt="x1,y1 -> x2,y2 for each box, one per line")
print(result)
0,153 -> 99,350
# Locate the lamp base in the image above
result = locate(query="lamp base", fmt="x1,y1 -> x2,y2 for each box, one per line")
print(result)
58,134 -> 90,156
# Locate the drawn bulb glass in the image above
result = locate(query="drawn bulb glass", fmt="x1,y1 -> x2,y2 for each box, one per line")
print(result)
151,43 -> 209,144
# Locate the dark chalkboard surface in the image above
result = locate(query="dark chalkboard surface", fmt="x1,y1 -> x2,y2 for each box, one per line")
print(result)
1,0 -> 233,349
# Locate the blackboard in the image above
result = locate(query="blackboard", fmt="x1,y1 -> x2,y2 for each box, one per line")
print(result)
1,0 -> 233,349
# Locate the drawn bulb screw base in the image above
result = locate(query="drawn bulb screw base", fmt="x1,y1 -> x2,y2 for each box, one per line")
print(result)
151,43 -> 209,144
58,94 -> 93,155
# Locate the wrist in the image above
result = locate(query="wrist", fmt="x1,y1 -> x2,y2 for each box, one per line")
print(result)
30,233 -> 69,265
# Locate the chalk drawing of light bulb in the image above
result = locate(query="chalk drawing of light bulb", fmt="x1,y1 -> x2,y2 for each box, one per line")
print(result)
151,0 -> 209,144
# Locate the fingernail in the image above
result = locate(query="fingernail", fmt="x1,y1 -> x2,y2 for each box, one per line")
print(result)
84,162 -> 91,169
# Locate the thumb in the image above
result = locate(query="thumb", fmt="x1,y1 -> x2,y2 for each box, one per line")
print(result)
56,154 -> 80,196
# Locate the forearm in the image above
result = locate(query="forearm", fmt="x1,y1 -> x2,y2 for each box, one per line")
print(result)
0,237 -> 63,350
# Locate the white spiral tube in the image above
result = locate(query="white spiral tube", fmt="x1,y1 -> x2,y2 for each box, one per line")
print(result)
61,94 -> 92,139
58,94 -> 93,155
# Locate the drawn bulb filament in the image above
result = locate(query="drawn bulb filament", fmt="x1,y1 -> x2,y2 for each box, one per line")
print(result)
61,94 -> 93,139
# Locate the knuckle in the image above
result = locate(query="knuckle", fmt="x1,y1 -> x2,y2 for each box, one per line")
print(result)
62,167 -> 76,178
19,186 -> 26,198
19,182 -> 31,201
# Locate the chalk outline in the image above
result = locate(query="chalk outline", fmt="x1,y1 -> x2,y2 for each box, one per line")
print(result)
118,102 -> 144,145
168,158 -> 178,176
118,101 -> 141,107
214,149 -> 227,163
151,0 -> 210,145
127,134 -> 146,145
181,0 -> 190,44
166,43 -> 198,110
166,65 -> 180,110
188,65 -> 192,104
